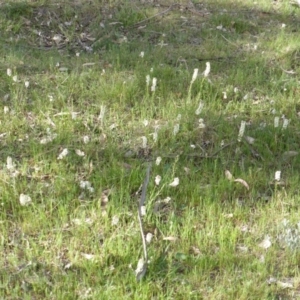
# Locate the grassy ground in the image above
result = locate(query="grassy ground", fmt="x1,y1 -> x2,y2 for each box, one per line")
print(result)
1,0 -> 300,298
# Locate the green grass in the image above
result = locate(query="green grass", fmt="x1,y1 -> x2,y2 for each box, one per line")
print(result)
1,0 -> 300,299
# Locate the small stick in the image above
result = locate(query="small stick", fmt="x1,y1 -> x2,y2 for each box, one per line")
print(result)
136,163 -> 152,280
138,163 -> 151,260
129,4 -> 179,28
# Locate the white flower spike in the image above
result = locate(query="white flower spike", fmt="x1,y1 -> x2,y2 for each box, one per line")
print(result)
79,180 -> 94,193
151,78 -> 157,92
156,156 -> 162,165
7,68 -> 12,77
81,253 -> 95,260
57,148 -> 68,160
3,106 -> 9,114
146,75 -> 150,87
274,116 -> 279,128
75,149 -> 85,157
111,215 -> 119,226
146,233 -> 153,243
6,156 -> 14,170
155,175 -> 161,186
141,136 -> 147,148
258,235 -> 272,249
238,121 -> 246,142
152,131 -> 158,142
169,177 -> 179,187
19,194 -> 32,206
191,68 -> 198,84
198,118 -> 206,129
275,171 -> 281,181
98,105 -> 106,123
203,62 -> 211,77
282,118 -> 289,129
141,206 -> 146,216
83,135 -> 90,144
173,124 -> 180,136
195,101 -> 204,115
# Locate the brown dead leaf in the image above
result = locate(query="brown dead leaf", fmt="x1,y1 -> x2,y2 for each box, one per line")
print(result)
184,167 -> 190,174
80,33 -> 96,42
82,62 -> 96,67
223,213 -> 234,218
119,162 -> 132,170
283,151 -> 298,159
100,189 -> 112,207
190,246 -> 202,255
163,236 -> 177,241
277,280 -> 293,289
234,178 -> 250,190
153,197 -> 172,216
99,133 -> 107,142
21,16 -> 31,26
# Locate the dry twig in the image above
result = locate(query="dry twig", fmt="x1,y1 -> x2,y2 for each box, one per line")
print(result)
136,163 -> 152,281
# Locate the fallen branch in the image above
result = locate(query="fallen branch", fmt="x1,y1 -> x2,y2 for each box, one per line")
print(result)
186,142 -> 236,158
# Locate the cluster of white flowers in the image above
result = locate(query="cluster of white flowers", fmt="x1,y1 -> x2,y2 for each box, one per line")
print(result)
7,68 -> 29,87
80,180 -> 94,193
